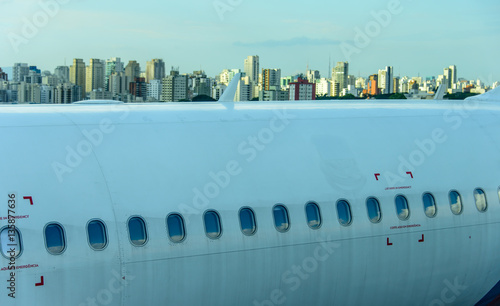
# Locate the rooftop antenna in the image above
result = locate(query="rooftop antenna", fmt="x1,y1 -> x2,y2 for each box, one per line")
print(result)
328,55 -> 331,79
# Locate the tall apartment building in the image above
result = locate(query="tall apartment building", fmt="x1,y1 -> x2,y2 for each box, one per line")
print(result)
69,59 -> 86,100
13,63 -> 29,82
244,56 -> 259,83
367,74 -> 379,96
378,66 -> 393,94
262,69 -> 281,91
86,59 -> 105,93
54,66 -> 69,83
289,77 -> 316,101
125,60 -> 141,80
146,59 -> 166,83
0,68 -> 8,81
147,79 -> 162,101
109,72 -> 130,99
161,70 -> 188,102
105,58 -> 124,91
332,62 -> 349,95
53,83 -> 81,104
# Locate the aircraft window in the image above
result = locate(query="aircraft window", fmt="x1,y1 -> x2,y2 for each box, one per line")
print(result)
128,217 -> 147,246
273,204 -> 290,232
422,193 -> 437,218
337,200 -> 352,226
474,188 -> 487,212
167,214 -> 186,242
305,202 -> 322,229
87,220 -> 108,250
204,210 -> 222,239
0,227 -> 22,258
366,197 -> 382,223
395,195 -> 410,220
45,223 -> 66,255
449,190 -> 463,215
239,208 -> 257,236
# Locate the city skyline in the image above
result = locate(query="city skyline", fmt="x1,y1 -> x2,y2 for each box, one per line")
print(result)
1,0 -> 499,82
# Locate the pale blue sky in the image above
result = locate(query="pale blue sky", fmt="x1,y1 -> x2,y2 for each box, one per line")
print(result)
1,0 -> 499,83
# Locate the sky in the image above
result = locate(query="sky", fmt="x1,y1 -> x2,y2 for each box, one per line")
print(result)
1,0 -> 499,84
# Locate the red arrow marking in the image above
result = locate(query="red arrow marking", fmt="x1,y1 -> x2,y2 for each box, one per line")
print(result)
35,276 -> 44,286
23,196 -> 33,205
418,234 -> 424,242
375,173 -> 381,181
406,172 -> 413,179
387,237 -> 393,246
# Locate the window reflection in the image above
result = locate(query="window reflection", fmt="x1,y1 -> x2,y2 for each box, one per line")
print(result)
167,214 -> 186,242
204,210 -> 222,239
337,200 -> 352,226
1,227 -> 22,258
366,197 -> 381,223
395,195 -> 410,220
239,208 -> 256,236
305,202 -> 321,229
449,191 -> 462,215
273,205 -> 290,232
88,220 -> 107,250
45,224 -> 65,254
128,217 -> 147,246
422,193 -> 437,218
474,188 -> 487,212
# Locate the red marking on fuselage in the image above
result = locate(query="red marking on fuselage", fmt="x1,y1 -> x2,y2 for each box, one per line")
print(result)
23,196 -> 33,205
35,276 -> 44,286
406,172 -> 413,179
387,237 -> 393,246
374,173 -> 381,181
418,234 -> 424,242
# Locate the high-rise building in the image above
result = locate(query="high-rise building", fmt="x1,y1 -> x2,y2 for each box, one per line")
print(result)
105,58 -> 124,91
0,68 -> 8,81
70,59 -> 86,100
52,83 -> 81,104
306,70 -> 321,83
147,79 -> 162,101
449,65 -> 457,87
129,77 -> 147,99
109,72 -> 130,99
146,59 -> 166,83
332,62 -> 349,95
125,61 -> 141,80
244,56 -> 259,84
54,66 -> 69,83
378,66 -> 393,94
13,63 -> 29,82
289,77 -> 316,101
86,59 -> 105,93
262,69 -> 281,91
367,74 -> 379,96
161,70 -> 188,102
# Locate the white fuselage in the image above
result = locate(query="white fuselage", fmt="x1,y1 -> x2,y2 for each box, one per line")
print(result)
1,97 -> 500,305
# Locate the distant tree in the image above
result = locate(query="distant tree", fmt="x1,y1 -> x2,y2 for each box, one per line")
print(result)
389,93 -> 407,99
178,99 -> 191,102
444,92 -> 479,100
250,97 -> 259,101
192,95 -> 216,102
